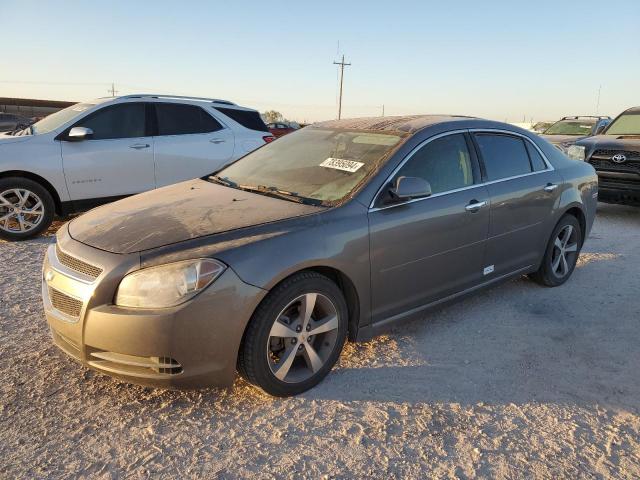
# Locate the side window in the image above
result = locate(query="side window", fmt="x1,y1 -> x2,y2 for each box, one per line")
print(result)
76,103 -> 146,140
524,141 -> 548,171
155,103 -> 222,136
474,134 -> 532,181
395,133 -> 476,195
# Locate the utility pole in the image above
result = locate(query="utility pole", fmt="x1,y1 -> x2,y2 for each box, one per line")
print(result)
595,84 -> 602,115
382,104 -> 385,117
333,55 -> 351,119
108,82 -> 118,97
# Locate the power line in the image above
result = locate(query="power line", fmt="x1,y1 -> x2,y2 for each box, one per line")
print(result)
333,55 -> 351,120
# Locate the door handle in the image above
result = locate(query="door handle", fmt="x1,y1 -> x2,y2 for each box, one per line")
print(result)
129,143 -> 150,149
465,200 -> 487,212
543,183 -> 558,192
209,138 -> 226,144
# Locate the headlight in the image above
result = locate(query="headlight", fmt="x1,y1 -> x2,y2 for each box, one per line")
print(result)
115,259 -> 226,308
567,145 -> 586,161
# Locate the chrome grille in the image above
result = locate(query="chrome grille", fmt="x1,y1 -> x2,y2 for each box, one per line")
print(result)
56,245 -> 103,279
49,287 -> 83,318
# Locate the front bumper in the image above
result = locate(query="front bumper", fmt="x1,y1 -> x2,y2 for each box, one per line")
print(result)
596,172 -> 640,205
42,226 -> 267,389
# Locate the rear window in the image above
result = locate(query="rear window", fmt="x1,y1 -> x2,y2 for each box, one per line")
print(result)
215,107 -> 269,132
474,134 -> 533,181
155,103 -> 222,135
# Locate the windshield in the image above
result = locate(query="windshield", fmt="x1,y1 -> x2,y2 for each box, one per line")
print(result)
216,128 -> 405,205
605,113 -> 640,136
544,119 -> 595,136
31,103 -> 95,135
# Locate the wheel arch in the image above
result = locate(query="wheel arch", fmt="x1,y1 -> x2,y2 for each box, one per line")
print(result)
0,170 -> 63,215
242,265 -> 362,346
561,204 -> 587,247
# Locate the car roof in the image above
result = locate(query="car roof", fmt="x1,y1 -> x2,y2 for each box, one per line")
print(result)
313,115 -> 476,134
90,94 -> 257,111
623,106 -> 640,114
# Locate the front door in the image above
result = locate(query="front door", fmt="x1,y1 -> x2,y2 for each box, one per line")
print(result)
472,132 -> 563,276
368,132 -> 490,324
61,102 -> 155,200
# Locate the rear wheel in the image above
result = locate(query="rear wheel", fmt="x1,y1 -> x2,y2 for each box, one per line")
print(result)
530,214 -> 582,287
0,177 -> 55,241
238,271 -> 348,397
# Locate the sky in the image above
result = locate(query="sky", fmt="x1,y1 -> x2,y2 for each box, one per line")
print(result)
1,0 -> 639,123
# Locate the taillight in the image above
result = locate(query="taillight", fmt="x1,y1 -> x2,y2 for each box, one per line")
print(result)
263,135 -> 276,143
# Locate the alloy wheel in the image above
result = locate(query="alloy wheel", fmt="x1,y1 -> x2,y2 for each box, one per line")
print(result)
266,293 -> 340,383
0,188 -> 45,234
551,224 -> 578,278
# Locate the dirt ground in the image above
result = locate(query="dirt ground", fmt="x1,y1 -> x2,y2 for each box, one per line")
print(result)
1,203 -> 639,479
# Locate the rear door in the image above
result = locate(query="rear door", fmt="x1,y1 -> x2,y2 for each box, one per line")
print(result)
152,103 -> 234,187
61,102 -> 155,200
472,131 -> 562,276
368,132 -> 490,324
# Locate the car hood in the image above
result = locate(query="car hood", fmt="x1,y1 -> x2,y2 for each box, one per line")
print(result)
577,134 -> 640,151
68,179 -> 325,254
540,134 -> 586,145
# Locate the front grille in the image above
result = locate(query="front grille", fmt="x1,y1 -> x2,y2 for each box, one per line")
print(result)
592,149 -> 640,161
56,245 -> 103,279
589,159 -> 640,173
49,287 -> 83,317
88,350 -> 183,376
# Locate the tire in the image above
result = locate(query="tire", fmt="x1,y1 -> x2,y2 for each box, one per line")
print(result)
529,214 -> 582,287
0,177 -> 55,241
238,271 -> 348,397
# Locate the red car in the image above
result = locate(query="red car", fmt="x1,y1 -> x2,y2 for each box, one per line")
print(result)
267,122 -> 296,138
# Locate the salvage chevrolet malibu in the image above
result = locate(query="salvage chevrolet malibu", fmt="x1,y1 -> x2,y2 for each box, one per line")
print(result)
43,115 -> 598,396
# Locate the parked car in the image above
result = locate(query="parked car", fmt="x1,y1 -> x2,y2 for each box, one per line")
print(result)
540,116 -> 610,152
0,94 -> 274,240
0,112 -> 32,132
532,121 -> 553,134
267,122 -> 296,138
568,106 -> 640,205
43,115 -> 597,396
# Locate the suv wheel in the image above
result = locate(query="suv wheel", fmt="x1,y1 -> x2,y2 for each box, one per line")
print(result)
530,214 -> 582,287
238,272 -> 348,396
0,177 -> 55,241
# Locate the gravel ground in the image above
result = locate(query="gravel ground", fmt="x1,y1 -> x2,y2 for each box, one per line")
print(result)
1,203 -> 639,479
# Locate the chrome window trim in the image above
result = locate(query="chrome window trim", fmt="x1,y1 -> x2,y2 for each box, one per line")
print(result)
368,128 -> 555,212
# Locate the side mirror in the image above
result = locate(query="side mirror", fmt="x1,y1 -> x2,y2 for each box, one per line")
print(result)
389,176 -> 432,201
67,126 -> 93,141
594,121 -> 610,135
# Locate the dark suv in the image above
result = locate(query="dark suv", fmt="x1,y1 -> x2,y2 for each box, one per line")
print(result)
540,116 -> 610,153
570,107 -> 640,205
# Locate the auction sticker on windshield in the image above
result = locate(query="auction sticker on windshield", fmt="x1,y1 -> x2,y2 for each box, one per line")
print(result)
320,158 -> 364,173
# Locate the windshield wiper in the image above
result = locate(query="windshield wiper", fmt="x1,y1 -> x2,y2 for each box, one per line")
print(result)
208,175 -> 237,187
238,184 -> 321,205
208,176 -> 322,206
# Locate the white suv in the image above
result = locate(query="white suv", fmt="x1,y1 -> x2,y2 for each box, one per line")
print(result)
0,94 -> 274,240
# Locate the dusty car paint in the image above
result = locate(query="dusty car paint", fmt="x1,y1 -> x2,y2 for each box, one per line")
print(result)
68,179 -> 325,254
43,116 -> 598,388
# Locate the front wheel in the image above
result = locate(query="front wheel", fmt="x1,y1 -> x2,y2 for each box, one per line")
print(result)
238,272 -> 348,397
0,177 -> 55,241
530,214 -> 582,287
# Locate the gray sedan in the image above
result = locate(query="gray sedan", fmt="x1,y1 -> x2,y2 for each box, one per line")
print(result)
42,115 -> 598,396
